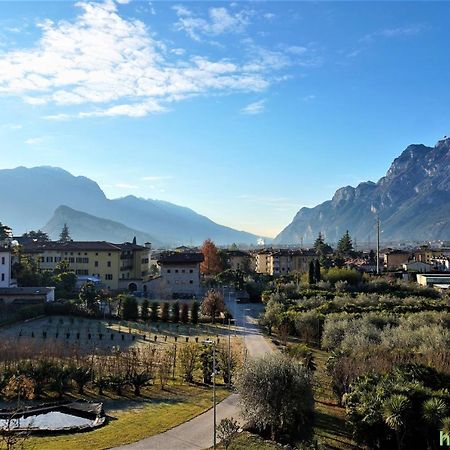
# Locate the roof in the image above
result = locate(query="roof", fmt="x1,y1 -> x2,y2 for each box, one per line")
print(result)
0,287 -> 54,295
22,241 -> 147,252
157,251 -> 204,264
225,250 -> 250,257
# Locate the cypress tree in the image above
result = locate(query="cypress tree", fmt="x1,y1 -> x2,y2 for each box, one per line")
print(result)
308,260 -> 315,285
191,301 -> 199,325
150,302 -> 159,322
314,259 -> 321,283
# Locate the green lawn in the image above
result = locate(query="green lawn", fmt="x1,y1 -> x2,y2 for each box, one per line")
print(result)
25,385 -> 229,450
211,431 -> 282,450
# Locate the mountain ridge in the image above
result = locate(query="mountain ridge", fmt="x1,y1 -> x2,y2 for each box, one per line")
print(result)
275,138 -> 450,244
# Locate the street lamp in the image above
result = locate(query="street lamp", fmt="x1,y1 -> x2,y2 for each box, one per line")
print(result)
243,308 -> 251,362
203,338 -> 217,450
227,318 -> 236,389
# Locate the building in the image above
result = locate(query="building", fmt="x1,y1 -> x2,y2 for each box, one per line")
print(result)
0,287 -> 55,311
223,250 -> 252,272
146,251 -> 204,298
383,249 -> 411,270
403,261 -> 434,273
21,241 -> 152,291
416,273 -> 450,290
255,248 -> 317,276
0,248 -> 11,288
430,257 -> 450,272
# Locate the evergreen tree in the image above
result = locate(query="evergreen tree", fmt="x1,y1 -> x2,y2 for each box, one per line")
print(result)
150,302 -> 159,322
79,282 -> 98,313
308,260 -> 315,285
141,299 -> 149,321
0,222 -> 12,240
121,295 -> 138,320
172,301 -> 180,323
314,259 -> 321,282
161,302 -> 170,322
59,223 -> 71,243
191,301 -> 199,325
313,231 -> 333,262
181,303 -> 189,324
22,230 -> 49,243
336,230 -> 354,258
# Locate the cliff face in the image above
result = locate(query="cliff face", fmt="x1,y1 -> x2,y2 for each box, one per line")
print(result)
275,138 -> 450,244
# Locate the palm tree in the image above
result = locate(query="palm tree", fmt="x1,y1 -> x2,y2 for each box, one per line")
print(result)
423,398 -> 448,449
382,394 -> 411,450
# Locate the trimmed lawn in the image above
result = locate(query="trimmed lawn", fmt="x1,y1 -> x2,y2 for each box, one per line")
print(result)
24,385 -> 229,450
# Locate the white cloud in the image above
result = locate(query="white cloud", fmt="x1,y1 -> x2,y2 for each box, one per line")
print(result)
173,5 -> 251,41
303,94 -> 315,102
141,175 -> 173,182
362,25 -> 425,43
0,123 -> 22,130
24,137 -> 44,145
0,0 -> 291,119
115,0 -> 131,4
115,183 -> 138,189
241,99 -> 265,115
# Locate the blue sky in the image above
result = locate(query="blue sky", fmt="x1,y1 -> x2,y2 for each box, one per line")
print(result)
0,1 -> 449,237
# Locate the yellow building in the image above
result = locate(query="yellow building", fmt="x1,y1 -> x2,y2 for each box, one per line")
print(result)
254,249 -> 317,276
22,241 -> 151,291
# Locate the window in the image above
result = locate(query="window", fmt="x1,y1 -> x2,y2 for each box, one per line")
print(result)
189,280 -> 193,284
175,269 -> 179,273
108,253 -> 111,256
1,274 -> 4,281
189,269 -> 194,273
182,269 -> 185,273
69,257 -> 75,263
1,257 -> 4,265
76,269 -> 89,275
167,269 -> 171,273
94,261 -> 99,267
105,274 -> 113,280
40,257 -> 45,263
107,261 -> 111,267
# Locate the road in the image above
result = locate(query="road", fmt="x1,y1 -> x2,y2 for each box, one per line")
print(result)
113,299 -> 271,450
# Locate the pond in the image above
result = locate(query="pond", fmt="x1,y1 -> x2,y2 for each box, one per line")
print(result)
0,402 -> 105,433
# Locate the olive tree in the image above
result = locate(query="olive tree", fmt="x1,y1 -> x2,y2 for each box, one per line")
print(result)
236,353 -> 314,441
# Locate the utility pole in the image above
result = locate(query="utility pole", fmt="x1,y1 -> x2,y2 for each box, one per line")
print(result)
376,216 -> 381,275
213,344 -> 216,450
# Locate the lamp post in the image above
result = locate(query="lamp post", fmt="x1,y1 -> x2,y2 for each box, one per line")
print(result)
203,339 -> 217,450
227,318 -> 236,388
243,308 -> 251,362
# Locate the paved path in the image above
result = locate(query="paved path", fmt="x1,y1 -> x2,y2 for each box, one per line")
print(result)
114,299 -> 271,450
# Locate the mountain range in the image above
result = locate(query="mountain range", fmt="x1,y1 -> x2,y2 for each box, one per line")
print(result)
0,166 -> 262,246
275,137 -> 450,244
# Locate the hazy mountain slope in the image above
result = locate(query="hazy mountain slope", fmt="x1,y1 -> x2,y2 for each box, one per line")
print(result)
275,138 -> 450,244
43,206 -> 162,246
0,166 -> 262,245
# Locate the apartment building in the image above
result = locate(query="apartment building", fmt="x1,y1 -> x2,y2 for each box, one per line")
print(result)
147,251 -> 204,298
22,241 -> 151,291
255,248 -> 317,276
223,250 -> 252,272
0,248 -> 11,288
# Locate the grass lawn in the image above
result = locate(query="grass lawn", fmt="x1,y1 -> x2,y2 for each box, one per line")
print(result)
24,384 -> 229,450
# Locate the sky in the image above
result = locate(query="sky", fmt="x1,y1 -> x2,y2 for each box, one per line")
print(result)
0,1 -> 449,238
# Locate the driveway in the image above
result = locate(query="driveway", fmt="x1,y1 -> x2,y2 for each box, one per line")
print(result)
113,299 -> 271,450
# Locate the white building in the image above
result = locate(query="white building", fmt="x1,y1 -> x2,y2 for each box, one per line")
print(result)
0,249 -> 11,288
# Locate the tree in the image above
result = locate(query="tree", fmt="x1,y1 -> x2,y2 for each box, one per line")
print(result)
21,230 -> 49,243
150,301 -> 159,322
236,353 -> 314,441
336,230 -> 354,258
141,299 -> 150,321
200,344 -> 214,384
181,303 -> 189,324
314,259 -> 321,283
200,239 -> 223,275
191,301 -> 199,325
70,365 -> 92,395
382,395 -> 411,450
59,223 -> 71,243
217,343 -> 238,385
0,222 -> 12,241
201,289 -> 225,324
172,301 -> 180,323
121,295 -> 138,321
308,261 -> 315,285
53,271 -> 77,298
79,282 -> 98,313
179,343 -> 200,383
217,418 -> 240,450
161,302 -> 170,322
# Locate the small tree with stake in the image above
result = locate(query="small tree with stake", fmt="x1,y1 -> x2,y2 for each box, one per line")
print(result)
217,418 -> 240,450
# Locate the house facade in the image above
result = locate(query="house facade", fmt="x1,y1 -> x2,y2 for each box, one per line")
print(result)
0,249 -> 11,288
21,241 -> 151,291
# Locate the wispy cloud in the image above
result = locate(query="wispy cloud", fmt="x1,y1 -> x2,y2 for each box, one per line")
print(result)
24,137 -> 44,145
303,94 -> 316,102
141,175 -> 173,182
0,0 -> 296,119
241,99 -> 265,115
238,194 -> 299,210
115,183 -> 139,189
362,25 -> 425,43
0,123 -> 22,131
173,5 -> 251,41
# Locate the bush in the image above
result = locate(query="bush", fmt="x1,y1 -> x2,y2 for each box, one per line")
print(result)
236,353 -> 314,442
